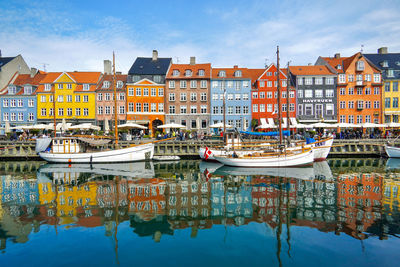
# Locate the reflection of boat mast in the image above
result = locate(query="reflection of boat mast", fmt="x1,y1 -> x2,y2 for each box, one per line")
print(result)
113,52 -> 119,148
114,175 -> 120,265
53,181 -> 58,235
285,177 -> 291,258
276,177 -> 282,267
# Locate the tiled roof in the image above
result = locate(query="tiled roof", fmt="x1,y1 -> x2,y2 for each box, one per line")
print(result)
36,72 -> 102,93
211,67 -> 251,79
68,72 -> 102,84
289,65 -> 336,75
247,68 -> 265,85
166,63 -> 211,79
0,56 -> 16,70
128,57 -> 172,75
364,52 -> 400,79
320,56 -> 349,73
96,74 -> 127,91
74,84 -> 97,92
38,72 -> 63,84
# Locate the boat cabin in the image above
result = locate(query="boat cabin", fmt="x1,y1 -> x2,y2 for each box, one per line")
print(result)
52,138 -> 81,153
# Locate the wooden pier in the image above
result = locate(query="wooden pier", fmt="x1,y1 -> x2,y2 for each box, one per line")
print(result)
0,139 -> 397,160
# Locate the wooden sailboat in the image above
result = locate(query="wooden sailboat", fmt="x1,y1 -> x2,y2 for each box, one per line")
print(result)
36,52 -> 155,163
211,46 -> 314,167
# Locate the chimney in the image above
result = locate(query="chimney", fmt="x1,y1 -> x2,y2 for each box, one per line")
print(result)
378,47 -> 388,54
30,67 -> 37,78
104,60 -> 112,75
116,71 -> 122,75
334,53 -> 340,59
152,50 -> 158,61
190,56 -> 196,65
233,65 -> 238,68
0,49 -> 2,57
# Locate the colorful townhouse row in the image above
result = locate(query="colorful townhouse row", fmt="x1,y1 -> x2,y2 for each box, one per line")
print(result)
0,47 -> 400,135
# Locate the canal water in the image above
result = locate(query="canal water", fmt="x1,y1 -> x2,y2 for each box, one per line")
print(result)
0,158 -> 400,267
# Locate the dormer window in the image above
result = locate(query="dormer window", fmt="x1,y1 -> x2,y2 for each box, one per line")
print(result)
45,84 -> 51,91
8,85 -> 16,95
185,70 -> 192,77
116,81 -> 123,88
133,75 -> 140,82
219,71 -> 226,77
103,81 -> 110,88
382,61 -> 389,67
24,85 -> 32,95
154,75 -> 161,83
388,69 -> 394,77
356,60 -> 365,71
198,69 -> 205,76
234,70 -> 242,77
173,70 -> 180,76
336,65 -> 342,70
83,84 -> 90,90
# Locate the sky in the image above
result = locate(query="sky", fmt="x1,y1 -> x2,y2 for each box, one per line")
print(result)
1,0 -> 399,73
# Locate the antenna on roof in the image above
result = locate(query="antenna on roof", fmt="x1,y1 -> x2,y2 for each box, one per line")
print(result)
175,57 -> 180,64
361,44 -> 364,53
41,63 -> 49,72
264,58 -> 269,68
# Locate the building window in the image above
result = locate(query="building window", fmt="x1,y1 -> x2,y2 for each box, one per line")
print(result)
357,100 -> 364,110
45,84 -> 51,91
103,81 -> 110,88
267,81 -> 272,87
83,95 -> 89,102
28,99 -> 34,107
348,101 -> 354,109
158,88 -> 164,96
169,93 -> 175,101
340,115 -> 346,123
143,103 -> 149,112
10,99 -> 16,107
66,95 -> 72,102
348,115 -> 354,123
28,113 -> 34,121
201,93 -> 207,101
67,84 -> 72,89
393,97 -> 399,108
357,88 -> 363,95
394,82 -> 399,92
83,84 -> 90,90
143,88 -> 149,96
172,70 -> 179,76
305,78 -> 313,85
180,105 -> 187,114
212,106 -> 218,114
365,87 -> 371,95
356,115 -> 363,124
180,93 -> 187,101
154,75 -> 161,83
136,88 -> 141,96
169,80 -> 175,89
259,81 -> 265,87
185,70 -> 192,77
24,86 -> 32,94
150,103 -> 156,113
190,106 -> 197,114
315,90 -> 323,98
338,74 -> 346,83
105,106 -> 111,114
75,95 -> 81,102
326,77 -> 334,85
128,88 -> 134,96
374,101 -> 380,109
385,98 -> 391,108
190,80 -> 197,88
297,78 -> 303,85
41,95 -> 46,103
385,83 -> 390,92
305,90 -> 312,98
348,88 -> 354,95
75,108 -> 81,116
305,104 -> 313,115
136,103 -> 142,112
98,106 -> 103,115
190,93 -> 197,101
315,77 -> 323,85
374,87 -> 380,95
340,101 -> 345,109
289,103 -> 295,112
356,60 -> 365,71
326,89 -> 334,97
49,108 -> 54,116
57,95 -> 63,103
373,74 -> 381,83
17,112 -> 23,121
201,105 -> 207,114
180,80 -> 187,88
259,104 -> 265,113
158,103 -> 164,112
348,74 -> 354,82
97,93 -> 103,101
212,81 -> 218,88
128,103 -> 134,112
218,71 -> 226,77
3,99 -> 8,107
365,74 -> 371,81
151,88 -> 157,97
201,120 -> 207,129
83,108 -> 89,116
116,81 -> 123,88
200,80 -> 207,88
198,69 -> 205,76
58,108 -> 64,116
365,115 -> 371,123
67,108 -> 72,116
366,101 -> 371,109
234,70 -> 242,77
169,105 -> 175,114
243,106 -> 249,114
253,104 -> 258,113
297,90 -> 303,98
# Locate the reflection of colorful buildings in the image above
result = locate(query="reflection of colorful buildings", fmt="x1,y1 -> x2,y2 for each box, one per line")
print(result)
336,173 -> 383,239
383,178 -> 400,213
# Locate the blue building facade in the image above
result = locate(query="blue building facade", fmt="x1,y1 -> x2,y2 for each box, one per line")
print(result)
0,71 -> 44,128
210,67 -> 252,132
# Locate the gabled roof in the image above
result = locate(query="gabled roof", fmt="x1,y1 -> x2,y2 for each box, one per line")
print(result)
289,65 -> 336,76
96,74 -> 127,91
128,57 -> 172,75
36,72 -> 102,93
0,56 -> 16,70
247,68 -> 265,84
68,72 -> 102,84
320,52 -> 381,74
166,63 -> 211,79
211,67 -> 251,79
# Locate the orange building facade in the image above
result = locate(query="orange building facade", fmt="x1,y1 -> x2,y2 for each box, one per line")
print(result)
317,52 -> 383,124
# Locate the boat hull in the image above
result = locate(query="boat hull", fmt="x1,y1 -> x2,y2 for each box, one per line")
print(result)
38,143 -> 154,163
214,149 -> 314,167
385,145 -> 400,158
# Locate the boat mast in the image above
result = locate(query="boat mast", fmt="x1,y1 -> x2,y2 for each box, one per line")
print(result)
113,52 -> 118,146
286,62 -> 290,139
277,46 -> 282,145
53,84 -> 56,136
223,78 -> 226,136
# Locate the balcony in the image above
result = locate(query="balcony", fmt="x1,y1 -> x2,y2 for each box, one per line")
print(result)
355,81 -> 365,86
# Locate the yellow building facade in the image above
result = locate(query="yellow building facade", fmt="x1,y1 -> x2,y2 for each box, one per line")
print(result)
36,72 -> 102,124
383,80 -> 400,123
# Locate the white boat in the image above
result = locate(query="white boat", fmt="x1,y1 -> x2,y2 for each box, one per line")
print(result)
385,144 -> 400,158
199,137 -> 333,162
214,148 -> 314,168
36,137 -> 154,163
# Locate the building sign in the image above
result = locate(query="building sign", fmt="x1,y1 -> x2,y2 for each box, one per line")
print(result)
302,99 -> 333,103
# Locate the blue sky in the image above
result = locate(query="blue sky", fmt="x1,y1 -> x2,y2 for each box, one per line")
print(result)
1,0 -> 399,72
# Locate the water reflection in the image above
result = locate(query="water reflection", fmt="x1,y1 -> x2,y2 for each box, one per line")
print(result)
0,159 -> 400,263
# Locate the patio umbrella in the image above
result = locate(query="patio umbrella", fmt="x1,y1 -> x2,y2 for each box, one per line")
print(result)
61,118 -> 68,132
333,122 -> 362,128
118,123 -> 147,129
5,122 -> 10,133
70,123 -> 100,131
294,123 -> 314,129
104,118 -> 110,133
386,122 -> 400,128
157,123 -> 185,129
361,122 -> 386,128
209,122 -> 233,128
310,122 -> 332,128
